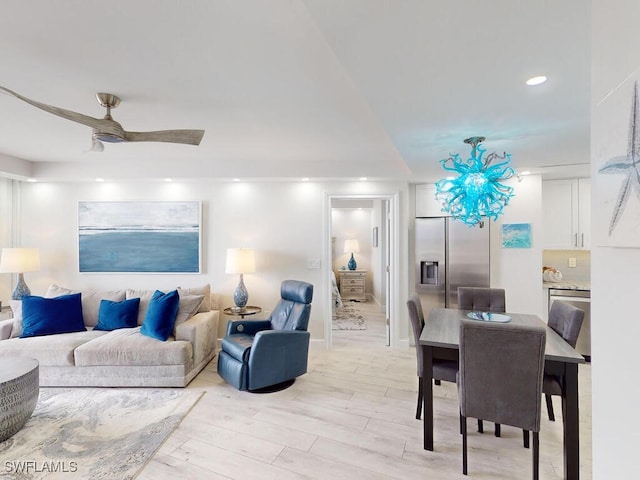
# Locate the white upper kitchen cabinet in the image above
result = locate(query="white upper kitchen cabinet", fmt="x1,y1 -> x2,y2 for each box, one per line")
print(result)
542,178 -> 590,249
415,184 -> 449,217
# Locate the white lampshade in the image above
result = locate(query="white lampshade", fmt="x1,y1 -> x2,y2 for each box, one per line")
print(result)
225,248 -> 256,274
0,248 -> 40,273
343,239 -> 360,254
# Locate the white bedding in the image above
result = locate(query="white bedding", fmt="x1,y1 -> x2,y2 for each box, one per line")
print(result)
331,271 -> 343,309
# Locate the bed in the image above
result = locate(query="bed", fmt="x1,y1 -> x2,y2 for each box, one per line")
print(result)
331,271 -> 343,310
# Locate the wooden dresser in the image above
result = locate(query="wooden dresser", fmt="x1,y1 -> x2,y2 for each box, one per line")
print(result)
338,270 -> 367,302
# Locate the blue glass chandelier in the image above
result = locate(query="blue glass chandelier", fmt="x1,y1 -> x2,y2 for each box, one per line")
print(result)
435,136 -> 516,226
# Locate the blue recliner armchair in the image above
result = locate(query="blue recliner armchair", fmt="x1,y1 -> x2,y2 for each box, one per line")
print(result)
217,280 -> 313,391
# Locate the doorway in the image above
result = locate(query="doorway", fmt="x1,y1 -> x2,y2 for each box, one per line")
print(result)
325,194 -> 399,348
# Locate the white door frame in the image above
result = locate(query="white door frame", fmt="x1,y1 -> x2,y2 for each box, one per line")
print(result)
324,192 -> 401,348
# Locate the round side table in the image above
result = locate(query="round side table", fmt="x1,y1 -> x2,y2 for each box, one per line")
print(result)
0,357 -> 39,442
223,306 -> 262,319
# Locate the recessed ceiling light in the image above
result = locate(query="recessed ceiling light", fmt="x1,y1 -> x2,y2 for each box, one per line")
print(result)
26,178 -> 37,183
232,178 -> 240,182
95,177 -> 105,182
301,177 -> 309,182
359,177 -> 367,181
526,75 -> 547,86
520,170 -> 531,176
163,178 -> 172,182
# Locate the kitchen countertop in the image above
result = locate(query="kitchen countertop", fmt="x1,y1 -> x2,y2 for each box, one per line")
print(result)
543,280 -> 591,291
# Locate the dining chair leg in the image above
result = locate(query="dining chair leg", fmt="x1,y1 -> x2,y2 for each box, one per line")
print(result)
494,423 -> 501,437
523,429 -> 530,448
533,431 -> 539,480
461,414 -> 468,475
416,379 -> 423,420
545,394 -> 555,421
477,419 -> 484,433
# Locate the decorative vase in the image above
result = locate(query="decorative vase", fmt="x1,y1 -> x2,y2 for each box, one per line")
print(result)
234,274 -> 248,308
348,253 -> 357,271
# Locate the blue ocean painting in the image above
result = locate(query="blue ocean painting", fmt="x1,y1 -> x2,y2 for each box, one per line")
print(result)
501,223 -> 532,248
78,201 -> 201,273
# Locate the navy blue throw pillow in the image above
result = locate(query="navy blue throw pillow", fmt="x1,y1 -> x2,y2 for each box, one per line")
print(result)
94,297 -> 140,331
21,293 -> 86,338
140,290 -> 180,341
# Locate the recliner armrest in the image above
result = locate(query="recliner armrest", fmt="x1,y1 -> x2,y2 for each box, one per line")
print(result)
226,319 -> 271,336
252,328 -> 308,346
247,329 -> 311,390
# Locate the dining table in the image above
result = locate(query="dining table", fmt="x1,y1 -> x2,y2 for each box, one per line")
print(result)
419,307 -> 585,480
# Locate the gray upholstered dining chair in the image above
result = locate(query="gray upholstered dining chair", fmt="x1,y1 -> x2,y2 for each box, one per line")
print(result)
458,320 -> 546,479
407,294 -> 458,420
544,301 -> 584,421
457,287 -> 506,313
457,286 -> 506,436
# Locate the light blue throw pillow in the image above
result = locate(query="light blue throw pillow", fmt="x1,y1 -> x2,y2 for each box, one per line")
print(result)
21,293 -> 86,338
140,290 -> 180,341
94,297 -> 140,331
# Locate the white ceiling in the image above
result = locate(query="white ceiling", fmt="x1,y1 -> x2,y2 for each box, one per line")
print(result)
0,0 -> 590,182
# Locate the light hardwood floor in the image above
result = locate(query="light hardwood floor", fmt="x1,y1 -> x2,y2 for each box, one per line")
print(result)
139,302 -> 592,479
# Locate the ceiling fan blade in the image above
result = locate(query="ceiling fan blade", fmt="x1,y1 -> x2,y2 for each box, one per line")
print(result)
124,129 -> 204,145
0,85 -> 110,131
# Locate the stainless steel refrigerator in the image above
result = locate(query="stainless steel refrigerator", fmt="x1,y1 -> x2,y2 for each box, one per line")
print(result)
415,217 -> 490,313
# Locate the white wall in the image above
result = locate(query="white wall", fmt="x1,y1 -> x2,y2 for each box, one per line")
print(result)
592,1 -> 640,477
370,199 -> 385,304
0,178 -> 14,303
489,175 -> 544,317
331,207 -> 373,275
10,179 -> 409,343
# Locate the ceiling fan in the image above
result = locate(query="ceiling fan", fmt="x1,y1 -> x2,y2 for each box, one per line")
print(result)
0,85 -> 204,151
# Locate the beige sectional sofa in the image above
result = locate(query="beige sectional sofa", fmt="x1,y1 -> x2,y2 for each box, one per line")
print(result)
0,284 -> 219,387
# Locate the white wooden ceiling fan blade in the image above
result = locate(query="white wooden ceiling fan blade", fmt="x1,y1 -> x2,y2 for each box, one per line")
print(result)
124,129 -> 204,145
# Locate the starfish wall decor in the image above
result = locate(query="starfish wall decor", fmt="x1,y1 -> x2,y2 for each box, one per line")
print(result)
598,81 -> 640,236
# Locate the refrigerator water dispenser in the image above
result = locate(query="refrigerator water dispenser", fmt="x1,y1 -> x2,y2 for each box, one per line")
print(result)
420,261 -> 439,285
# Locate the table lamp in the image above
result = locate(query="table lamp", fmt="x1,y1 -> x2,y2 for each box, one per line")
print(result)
344,239 -> 360,271
0,248 -> 41,300
225,248 -> 255,308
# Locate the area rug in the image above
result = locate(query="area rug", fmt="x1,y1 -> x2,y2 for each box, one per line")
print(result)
0,388 -> 203,480
332,303 -> 367,330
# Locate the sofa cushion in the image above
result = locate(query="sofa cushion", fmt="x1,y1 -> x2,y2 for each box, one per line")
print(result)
21,293 -> 87,338
45,284 -> 126,327
74,327 -> 192,366
0,330 -> 107,366
140,290 -> 180,341
94,298 -> 140,331
126,289 -> 155,325
174,293 -> 204,334
9,300 -> 22,338
177,284 -> 211,312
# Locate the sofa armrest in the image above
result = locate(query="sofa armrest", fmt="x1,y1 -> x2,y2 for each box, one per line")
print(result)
176,310 -> 219,367
225,319 -> 271,336
0,318 -> 14,340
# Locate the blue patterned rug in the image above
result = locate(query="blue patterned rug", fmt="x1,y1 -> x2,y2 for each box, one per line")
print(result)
0,388 -> 203,479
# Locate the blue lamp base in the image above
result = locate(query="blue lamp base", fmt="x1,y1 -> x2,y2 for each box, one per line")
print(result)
11,273 -> 31,300
234,274 -> 249,308
348,254 -> 357,271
